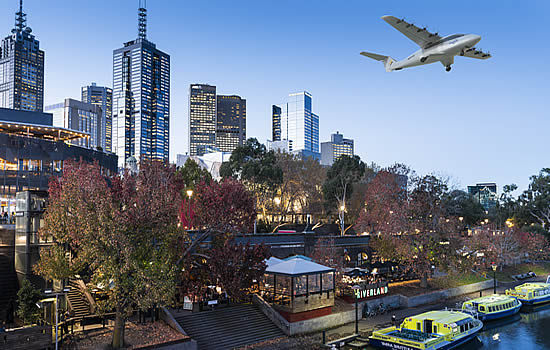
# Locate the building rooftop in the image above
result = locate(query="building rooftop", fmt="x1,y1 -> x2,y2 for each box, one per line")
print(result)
0,120 -> 89,142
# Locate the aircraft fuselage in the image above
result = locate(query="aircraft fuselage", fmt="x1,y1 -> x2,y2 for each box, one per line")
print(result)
391,34 -> 481,70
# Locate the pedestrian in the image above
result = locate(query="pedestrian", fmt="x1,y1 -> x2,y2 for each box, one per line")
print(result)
392,314 -> 397,327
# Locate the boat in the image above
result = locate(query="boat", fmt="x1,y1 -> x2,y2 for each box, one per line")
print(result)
461,294 -> 521,321
505,282 -> 550,306
369,310 -> 483,350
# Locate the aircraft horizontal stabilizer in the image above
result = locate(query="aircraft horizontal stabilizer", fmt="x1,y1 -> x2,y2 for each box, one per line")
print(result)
360,51 -> 395,72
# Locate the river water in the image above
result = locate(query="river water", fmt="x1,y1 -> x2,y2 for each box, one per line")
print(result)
463,304 -> 550,349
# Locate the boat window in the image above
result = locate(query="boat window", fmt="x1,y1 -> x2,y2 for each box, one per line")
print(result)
433,325 -> 438,334
479,306 -> 485,312
460,325 -> 465,333
417,322 -> 421,331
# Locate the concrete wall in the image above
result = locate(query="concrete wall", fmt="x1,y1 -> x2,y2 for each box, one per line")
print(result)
160,307 -> 198,350
253,279 -> 494,335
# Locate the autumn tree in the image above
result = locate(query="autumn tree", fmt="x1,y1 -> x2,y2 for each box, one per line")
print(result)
34,159 -> 184,349
208,241 -> 269,302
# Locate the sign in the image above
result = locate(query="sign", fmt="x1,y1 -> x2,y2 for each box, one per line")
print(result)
353,282 -> 389,299
207,300 -> 218,306
183,296 -> 193,310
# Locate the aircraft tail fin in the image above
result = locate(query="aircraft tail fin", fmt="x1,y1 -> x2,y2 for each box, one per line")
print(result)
360,51 -> 396,72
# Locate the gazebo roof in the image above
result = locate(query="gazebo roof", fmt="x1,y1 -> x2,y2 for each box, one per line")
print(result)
265,256 -> 334,276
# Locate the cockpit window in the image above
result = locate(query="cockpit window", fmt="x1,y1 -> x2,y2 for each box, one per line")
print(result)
424,34 -> 465,49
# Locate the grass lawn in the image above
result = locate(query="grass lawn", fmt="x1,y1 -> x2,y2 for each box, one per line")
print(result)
429,272 -> 488,290
494,262 -> 550,282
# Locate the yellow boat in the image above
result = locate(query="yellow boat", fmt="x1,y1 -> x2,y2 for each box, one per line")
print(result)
461,294 -> 521,321
369,310 -> 483,350
505,282 -> 550,306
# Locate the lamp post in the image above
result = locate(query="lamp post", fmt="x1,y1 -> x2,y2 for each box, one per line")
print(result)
339,204 -> 346,236
352,285 -> 361,334
44,287 -> 70,350
186,189 -> 193,229
491,264 -> 497,294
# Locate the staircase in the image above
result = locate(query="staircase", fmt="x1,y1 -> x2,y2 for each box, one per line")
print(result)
67,280 -> 92,318
175,304 -> 285,350
0,255 -> 17,322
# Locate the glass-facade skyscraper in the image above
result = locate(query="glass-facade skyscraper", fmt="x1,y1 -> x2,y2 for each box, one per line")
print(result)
272,105 -> 281,142
112,3 -> 170,168
320,131 -> 354,166
0,1 -> 44,112
189,84 -> 216,156
81,83 -> 113,152
275,91 -> 319,158
216,95 -> 246,153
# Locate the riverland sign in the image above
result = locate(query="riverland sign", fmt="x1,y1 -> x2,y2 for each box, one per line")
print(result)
353,282 -> 389,299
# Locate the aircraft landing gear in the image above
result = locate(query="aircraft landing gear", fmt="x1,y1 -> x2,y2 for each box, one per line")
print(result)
460,49 -> 465,56
446,65 -> 452,72
420,57 -> 427,63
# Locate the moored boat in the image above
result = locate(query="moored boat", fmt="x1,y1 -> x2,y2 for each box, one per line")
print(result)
505,282 -> 550,306
369,310 -> 483,350
461,294 -> 521,321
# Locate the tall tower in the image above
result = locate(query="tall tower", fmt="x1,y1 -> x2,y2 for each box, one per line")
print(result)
81,83 -> 113,152
216,95 -> 246,153
189,84 -> 216,156
112,0 -> 170,168
0,0 -> 45,112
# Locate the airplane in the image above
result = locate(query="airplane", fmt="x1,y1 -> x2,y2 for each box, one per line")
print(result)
361,15 -> 491,72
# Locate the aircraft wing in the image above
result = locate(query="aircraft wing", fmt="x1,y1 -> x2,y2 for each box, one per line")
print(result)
381,15 -> 442,49
463,47 -> 492,59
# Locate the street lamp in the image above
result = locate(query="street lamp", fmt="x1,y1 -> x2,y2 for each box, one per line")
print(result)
351,285 -> 361,334
44,287 -> 71,350
186,189 -> 193,199
491,263 -> 497,294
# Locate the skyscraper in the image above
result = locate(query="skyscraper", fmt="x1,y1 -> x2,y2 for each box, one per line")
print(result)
0,0 -> 44,112
112,1 -> 170,168
45,99 -> 101,149
82,83 -> 113,152
272,105 -> 281,142
274,91 -> 320,159
321,131 -> 354,166
189,84 -> 216,156
216,95 -> 246,153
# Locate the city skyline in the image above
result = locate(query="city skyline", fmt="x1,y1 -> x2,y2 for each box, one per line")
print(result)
0,0 -> 548,192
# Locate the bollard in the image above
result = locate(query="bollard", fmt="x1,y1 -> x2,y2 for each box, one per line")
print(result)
480,290 -> 482,297
322,330 -> 326,344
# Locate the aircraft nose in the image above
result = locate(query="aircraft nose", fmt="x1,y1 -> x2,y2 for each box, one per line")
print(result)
471,35 -> 481,46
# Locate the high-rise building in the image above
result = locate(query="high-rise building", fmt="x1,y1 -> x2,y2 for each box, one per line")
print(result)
216,95 -> 246,152
112,1 -> 170,168
274,91 -> 320,159
45,99 -> 101,149
468,183 -> 497,211
82,83 -> 113,152
321,131 -> 354,166
189,84 -> 216,156
272,105 -> 281,142
0,0 -> 44,112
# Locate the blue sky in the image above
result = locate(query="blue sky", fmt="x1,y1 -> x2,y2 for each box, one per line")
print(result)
1,0 -> 548,193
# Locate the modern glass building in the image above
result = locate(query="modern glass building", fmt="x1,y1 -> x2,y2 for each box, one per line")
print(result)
189,84 -> 217,156
468,183 -> 497,211
216,95 -> 246,153
82,83 -> 113,152
274,91 -> 320,159
112,3 -> 170,168
272,105 -> 281,142
0,1 -> 44,112
320,132 -> 354,166
45,99 -> 102,149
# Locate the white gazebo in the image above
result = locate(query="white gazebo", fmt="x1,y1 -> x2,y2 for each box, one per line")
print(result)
261,256 -> 335,319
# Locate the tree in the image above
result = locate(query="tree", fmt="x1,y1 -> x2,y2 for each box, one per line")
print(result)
444,190 -> 485,227
35,159 -> 184,349
16,279 -> 41,325
322,155 -> 366,234
177,158 -> 212,191
208,241 -> 269,302
220,138 -> 283,228
518,168 -> 550,237
310,238 -> 345,289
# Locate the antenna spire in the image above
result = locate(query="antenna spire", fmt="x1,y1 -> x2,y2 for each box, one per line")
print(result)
138,0 -> 147,40
14,0 -> 27,33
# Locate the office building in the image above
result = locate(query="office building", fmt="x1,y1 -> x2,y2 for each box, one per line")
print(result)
274,91 -> 319,159
468,183 -> 497,211
321,131 -> 354,166
189,84 -> 216,156
82,83 -> 113,152
0,0 -> 44,112
112,2 -> 170,168
272,105 -> 281,141
45,99 -> 102,149
216,95 -> 246,152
